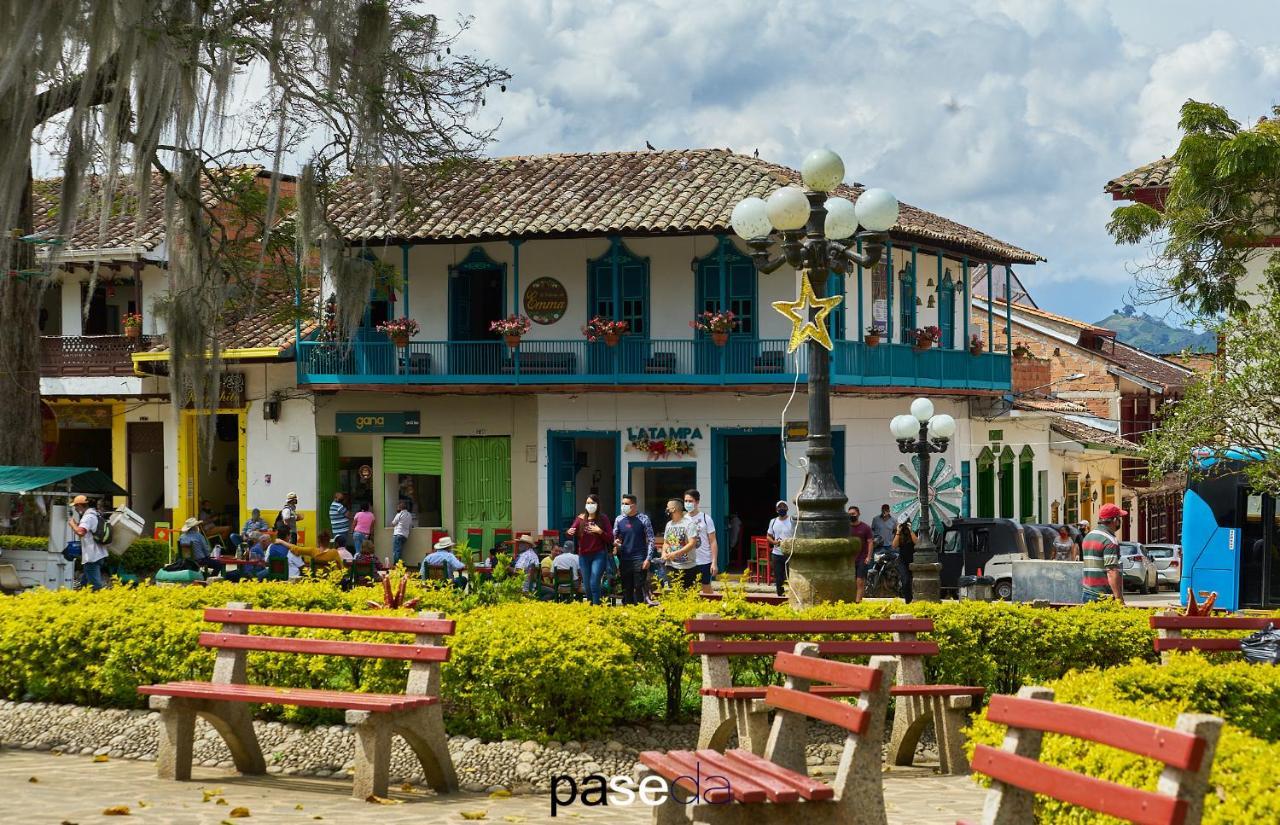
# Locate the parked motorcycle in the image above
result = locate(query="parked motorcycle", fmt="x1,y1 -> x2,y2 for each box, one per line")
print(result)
865,547 -> 902,599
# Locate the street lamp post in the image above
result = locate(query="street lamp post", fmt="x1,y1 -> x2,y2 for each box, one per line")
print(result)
890,399 -> 956,602
731,149 -> 899,605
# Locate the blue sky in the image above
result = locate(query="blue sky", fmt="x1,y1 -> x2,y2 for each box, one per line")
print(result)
432,0 -> 1280,325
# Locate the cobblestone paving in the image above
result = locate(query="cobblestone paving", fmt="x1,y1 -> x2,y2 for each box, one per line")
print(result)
2,750 -> 985,824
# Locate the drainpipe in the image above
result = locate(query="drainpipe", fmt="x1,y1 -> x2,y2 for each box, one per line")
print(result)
509,238 -> 523,316
401,243 -> 411,319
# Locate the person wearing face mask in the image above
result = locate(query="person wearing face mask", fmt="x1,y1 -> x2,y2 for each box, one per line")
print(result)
660,497 -> 699,587
566,493 -> 613,605
682,489 -> 718,594
613,493 -> 654,606
766,500 -> 794,598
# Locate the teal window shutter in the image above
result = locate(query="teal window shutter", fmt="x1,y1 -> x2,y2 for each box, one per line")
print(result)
383,438 -> 442,475
939,270 -> 955,349
694,236 -> 757,336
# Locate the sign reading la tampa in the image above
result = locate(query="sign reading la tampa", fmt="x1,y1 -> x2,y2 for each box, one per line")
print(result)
626,426 -> 702,459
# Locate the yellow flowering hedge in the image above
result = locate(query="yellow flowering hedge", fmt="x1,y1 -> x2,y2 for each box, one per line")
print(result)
965,656 -> 1280,823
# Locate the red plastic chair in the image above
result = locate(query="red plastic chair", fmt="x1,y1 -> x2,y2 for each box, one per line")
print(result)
751,536 -> 772,584
429,529 -> 449,549
465,527 -> 485,551
493,528 -> 513,547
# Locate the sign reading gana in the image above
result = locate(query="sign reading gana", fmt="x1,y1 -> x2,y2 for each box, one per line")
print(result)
335,411 -> 421,434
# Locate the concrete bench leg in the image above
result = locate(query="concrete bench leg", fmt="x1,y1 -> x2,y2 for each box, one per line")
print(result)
635,765 -> 689,825
150,696 -> 265,781
391,706 -> 459,793
888,693 -> 930,767
732,700 -> 770,756
935,696 -> 973,775
697,696 -> 734,751
349,710 -> 393,800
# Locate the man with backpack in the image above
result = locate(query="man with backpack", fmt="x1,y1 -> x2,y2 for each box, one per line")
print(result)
67,495 -> 108,591
276,492 -> 301,543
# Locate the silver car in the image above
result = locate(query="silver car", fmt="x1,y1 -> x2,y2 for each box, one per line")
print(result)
1118,542 -> 1159,594
1143,544 -> 1182,590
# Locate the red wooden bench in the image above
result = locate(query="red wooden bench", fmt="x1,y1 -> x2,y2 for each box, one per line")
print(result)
963,686 -> 1223,825
1151,614 -> 1274,663
138,602 -> 458,800
698,591 -> 790,606
690,613 -> 984,774
639,643 -> 895,825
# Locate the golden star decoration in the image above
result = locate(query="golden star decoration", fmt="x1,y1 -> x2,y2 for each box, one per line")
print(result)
772,277 -> 844,353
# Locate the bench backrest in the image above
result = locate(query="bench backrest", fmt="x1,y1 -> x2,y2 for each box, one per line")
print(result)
424,564 -> 447,581
1150,615 -> 1273,654
762,643 -> 896,809
971,687 -> 1223,825
202,603 -> 454,696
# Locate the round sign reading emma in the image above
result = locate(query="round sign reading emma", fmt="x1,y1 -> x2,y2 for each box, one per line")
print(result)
523,277 -> 568,325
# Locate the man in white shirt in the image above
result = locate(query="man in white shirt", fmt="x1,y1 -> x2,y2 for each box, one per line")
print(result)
390,500 -> 415,566
67,495 -> 107,591
767,500 -> 795,597
682,489 -> 718,595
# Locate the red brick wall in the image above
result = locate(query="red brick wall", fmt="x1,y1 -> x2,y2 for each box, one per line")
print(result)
1012,356 -> 1051,395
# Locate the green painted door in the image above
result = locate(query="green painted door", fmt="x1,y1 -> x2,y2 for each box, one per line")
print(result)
317,437 -> 339,534
453,436 -> 512,552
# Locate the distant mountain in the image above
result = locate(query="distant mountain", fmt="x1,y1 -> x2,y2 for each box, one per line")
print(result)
1093,310 -> 1217,354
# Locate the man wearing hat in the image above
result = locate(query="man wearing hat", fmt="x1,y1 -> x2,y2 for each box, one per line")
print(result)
766,500 -> 794,598
67,495 -> 107,591
178,516 -> 215,573
514,534 -> 541,594
1082,503 -> 1127,604
421,536 -> 468,589
279,493 -> 302,543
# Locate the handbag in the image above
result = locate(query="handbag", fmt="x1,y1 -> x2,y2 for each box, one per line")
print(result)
62,540 -> 82,562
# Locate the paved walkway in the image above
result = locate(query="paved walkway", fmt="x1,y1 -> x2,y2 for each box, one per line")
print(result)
1,750 -> 985,824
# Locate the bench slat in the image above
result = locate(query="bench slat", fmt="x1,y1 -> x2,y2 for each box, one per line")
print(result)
722,749 -> 834,801
986,695 -> 1206,772
691,749 -> 799,803
690,640 -> 938,657
773,651 -> 882,691
765,685 -> 869,735
686,618 -> 933,634
1153,637 -> 1243,652
1150,616 -> 1272,631
890,685 -> 987,698
702,684 -> 986,700
203,608 -> 454,636
638,751 -> 753,803
971,745 -> 1187,825
138,681 -> 438,712
199,632 -> 450,662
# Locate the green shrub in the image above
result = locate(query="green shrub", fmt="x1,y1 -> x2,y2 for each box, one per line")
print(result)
965,657 -> 1280,823
117,538 -> 169,576
0,535 -> 49,552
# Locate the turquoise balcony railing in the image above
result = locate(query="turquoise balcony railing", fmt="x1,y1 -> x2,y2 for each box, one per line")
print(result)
298,336 -> 1010,390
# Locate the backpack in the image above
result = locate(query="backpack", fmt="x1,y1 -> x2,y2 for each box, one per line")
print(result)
88,509 -> 111,545
273,510 -> 288,534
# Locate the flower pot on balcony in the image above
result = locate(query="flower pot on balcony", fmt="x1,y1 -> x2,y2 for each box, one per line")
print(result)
123,326 -> 141,341
913,339 -> 933,352
504,334 -> 521,349
865,333 -> 881,348
391,333 -> 410,348
604,332 -> 621,347
969,343 -> 984,356
711,332 -> 729,347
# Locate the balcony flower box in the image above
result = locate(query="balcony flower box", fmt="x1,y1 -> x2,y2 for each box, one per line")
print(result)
691,310 -> 739,347
122,312 -> 144,341
865,325 -> 882,347
489,314 -> 532,349
907,325 -> 941,352
583,316 -> 629,347
377,318 -> 420,348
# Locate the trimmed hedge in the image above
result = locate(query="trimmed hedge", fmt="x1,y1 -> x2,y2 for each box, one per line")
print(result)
0,535 -> 49,552
966,656 -> 1280,823
0,534 -> 169,577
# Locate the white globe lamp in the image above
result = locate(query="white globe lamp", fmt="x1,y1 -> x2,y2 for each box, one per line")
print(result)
800,148 -> 845,192
823,197 -> 858,240
766,186 -> 811,232
855,188 -> 899,232
928,413 -> 956,439
730,197 -> 772,240
890,414 -> 919,440
910,397 -> 935,422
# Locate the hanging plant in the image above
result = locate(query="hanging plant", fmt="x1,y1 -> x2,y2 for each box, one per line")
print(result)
582,315 -> 629,345
628,435 -> 695,459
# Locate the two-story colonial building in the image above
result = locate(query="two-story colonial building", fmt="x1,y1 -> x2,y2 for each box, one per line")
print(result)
305,149 -> 1041,567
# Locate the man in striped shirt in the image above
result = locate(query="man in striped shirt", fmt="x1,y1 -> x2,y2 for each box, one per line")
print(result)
328,492 -> 351,547
1081,503 -> 1126,604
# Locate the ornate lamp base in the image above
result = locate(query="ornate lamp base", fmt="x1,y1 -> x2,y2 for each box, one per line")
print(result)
910,547 -> 942,603
785,536 -> 857,607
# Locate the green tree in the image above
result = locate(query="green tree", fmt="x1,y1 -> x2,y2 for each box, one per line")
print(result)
0,2 -> 506,528
1108,100 -> 1280,317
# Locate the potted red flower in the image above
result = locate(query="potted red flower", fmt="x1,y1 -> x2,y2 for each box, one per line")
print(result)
377,317 -> 420,348
490,314 -> 533,348
864,325 -> 882,347
907,325 -> 941,352
582,316 -> 630,346
969,333 -> 985,355
691,310 -> 739,346
122,312 -> 144,341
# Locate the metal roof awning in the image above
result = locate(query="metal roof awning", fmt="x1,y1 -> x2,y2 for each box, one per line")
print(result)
0,466 -> 127,497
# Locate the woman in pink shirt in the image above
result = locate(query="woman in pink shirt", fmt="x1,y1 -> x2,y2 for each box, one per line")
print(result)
352,503 -> 376,554
566,493 -> 613,605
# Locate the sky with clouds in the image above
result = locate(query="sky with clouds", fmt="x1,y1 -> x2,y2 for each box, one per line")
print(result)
430,0 -> 1280,324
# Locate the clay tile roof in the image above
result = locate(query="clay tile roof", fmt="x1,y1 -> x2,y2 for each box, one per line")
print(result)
328,149 -> 1042,264
1050,417 -> 1139,453
143,288 -> 320,357
1104,157 -> 1176,194
32,175 -> 169,256
1013,397 -> 1091,414
1105,340 -> 1192,392
992,299 -> 1112,334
